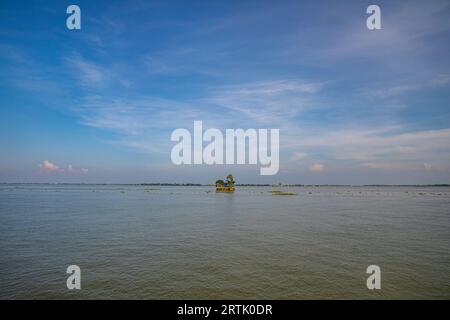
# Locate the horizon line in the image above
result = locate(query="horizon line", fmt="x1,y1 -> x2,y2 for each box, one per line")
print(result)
1,182 -> 450,187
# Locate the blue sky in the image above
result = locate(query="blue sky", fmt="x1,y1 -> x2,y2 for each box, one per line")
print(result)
1,0 -> 450,184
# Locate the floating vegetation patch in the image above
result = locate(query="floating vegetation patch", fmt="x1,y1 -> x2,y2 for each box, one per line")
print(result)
269,190 -> 297,196
144,188 -> 160,191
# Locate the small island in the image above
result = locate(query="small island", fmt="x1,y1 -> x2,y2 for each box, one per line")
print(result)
215,174 -> 235,193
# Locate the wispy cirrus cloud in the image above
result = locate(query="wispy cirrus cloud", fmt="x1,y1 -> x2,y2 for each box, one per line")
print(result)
371,74 -> 450,98
66,55 -> 106,87
285,126 -> 450,172
203,80 -> 324,125
66,73 -> 450,176
68,79 -> 324,154
65,54 -> 132,89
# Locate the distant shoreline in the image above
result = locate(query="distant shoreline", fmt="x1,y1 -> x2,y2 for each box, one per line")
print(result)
1,183 -> 449,187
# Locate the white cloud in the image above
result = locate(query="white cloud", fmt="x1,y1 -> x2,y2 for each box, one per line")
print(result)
38,161 -> 88,174
361,163 -> 401,171
291,152 -> 307,161
39,160 -> 63,173
310,163 -> 324,173
68,164 -> 89,174
395,146 -> 416,154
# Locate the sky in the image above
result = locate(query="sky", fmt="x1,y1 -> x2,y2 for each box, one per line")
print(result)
0,0 -> 450,184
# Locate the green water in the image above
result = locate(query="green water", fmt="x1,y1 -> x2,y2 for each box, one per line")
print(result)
0,184 -> 449,299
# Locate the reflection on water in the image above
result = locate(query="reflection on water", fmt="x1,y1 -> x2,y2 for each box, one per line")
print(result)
0,184 -> 449,299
